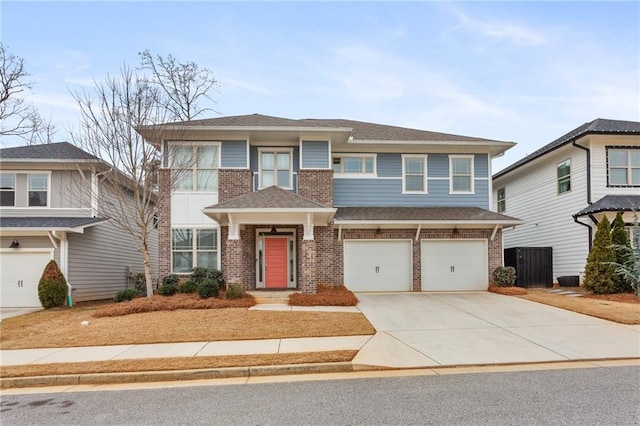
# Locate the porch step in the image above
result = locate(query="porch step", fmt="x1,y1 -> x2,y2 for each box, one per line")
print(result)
248,291 -> 297,305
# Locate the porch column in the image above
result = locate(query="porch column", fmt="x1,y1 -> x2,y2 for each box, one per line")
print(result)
224,236 -> 245,286
300,239 -> 317,294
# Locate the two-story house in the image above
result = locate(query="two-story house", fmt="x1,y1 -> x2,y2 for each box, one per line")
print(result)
493,119 -> 640,283
140,114 -> 520,294
0,142 -> 158,307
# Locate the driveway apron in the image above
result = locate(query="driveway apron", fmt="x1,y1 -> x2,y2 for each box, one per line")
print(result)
353,292 -> 640,369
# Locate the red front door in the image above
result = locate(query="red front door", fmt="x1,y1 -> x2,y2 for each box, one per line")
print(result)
265,238 -> 288,288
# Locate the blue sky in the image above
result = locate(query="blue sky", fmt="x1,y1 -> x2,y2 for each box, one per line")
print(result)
2,1 -> 639,171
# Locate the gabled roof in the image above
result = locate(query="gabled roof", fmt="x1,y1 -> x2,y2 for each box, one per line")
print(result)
494,118 -> 640,179
0,142 -> 101,162
148,113 -> 510,144
334,207 -> 521,224
206,185 -> 330,210
0,217 -> 108,232
573,195 -> 640,218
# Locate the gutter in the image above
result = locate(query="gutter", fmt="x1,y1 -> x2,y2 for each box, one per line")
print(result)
571,139 -> 593,250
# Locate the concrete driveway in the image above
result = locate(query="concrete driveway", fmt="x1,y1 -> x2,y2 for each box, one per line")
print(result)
353,292 -> 640,369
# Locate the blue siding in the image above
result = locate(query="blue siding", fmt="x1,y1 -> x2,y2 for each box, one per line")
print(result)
376,153 -> 401,177
474,154 -> 488,178
333,178 -> 489,208
249,146 -> 299,172
428,154 -> 449,178
221,140 -> 248,168
301,141 -> 329,168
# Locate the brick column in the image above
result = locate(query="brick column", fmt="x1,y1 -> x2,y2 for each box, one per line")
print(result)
157,169 -> 172,282
300,239 -> 317,293
224,238 -> 244,285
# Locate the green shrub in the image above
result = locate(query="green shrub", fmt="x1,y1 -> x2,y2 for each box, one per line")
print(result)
492,266 -> 517,287
197,279 -> 219,299
162,274 -> 180,287
225,283 -> 246,299
611,212 -> 633,293
191,267 -> 225,290
133,273 -> 148,296
114,289 -> 138,303
584,216 -> 616,294
179,280 -> 198,294
158,284 -> 177,297
37,260 -> 68,309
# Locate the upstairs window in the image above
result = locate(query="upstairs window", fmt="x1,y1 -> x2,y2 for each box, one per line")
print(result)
172,145 -> 219,192
28,174 -> 48,207
332,155 -> 375,175
450,155 -> 474,193
557,159 -> 571,194
0,174 -> 15,207
497,187 -> 506,212
260,149 -> 292,189
608,147 -> 640,187
402,155 -> 427,193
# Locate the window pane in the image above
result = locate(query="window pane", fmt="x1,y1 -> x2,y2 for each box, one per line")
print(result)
344,157 -> 362,173
0,175 -> 15,189
262,170 -> 274,187
29,174 -> 48,190
173,146 -> 193,168
0,192 -> 15,206
452,158 -> 471,174
557,160 -> 570,178
197,169 -> 217,191
632,168 -> 640,185
197,252 -> 217,269
332,158 -> 341,173
277,153 -> 290,169
277,170 -> 290,187
364,157 -> 374,173
197,230 -> 216,250
28,191 -> 47,206
406,175 -> 424,191
497,188 -> 505,199
173,170 -> 193,191
262,153 -> 274,169
631,150 -> 640,167
453,176 -> 471,192
405,158 -> 423,174
172,229 -> 192,250
173,252 -> 193,273
610,169 -> 627,185
197,146 -> 218,168
558,178 -> 571,193
609,150 -> 627,167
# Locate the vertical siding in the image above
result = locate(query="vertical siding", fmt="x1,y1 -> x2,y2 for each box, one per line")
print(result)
301,141 -> 329,168
493,144 -> 589,280
221,140 -> 248,168
68,220 -> 158,302
51,170 -> 90,208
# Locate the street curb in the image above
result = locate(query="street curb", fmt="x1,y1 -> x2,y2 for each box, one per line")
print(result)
0,362 -> 354,389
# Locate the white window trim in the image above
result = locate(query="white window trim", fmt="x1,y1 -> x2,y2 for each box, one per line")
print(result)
170,227 -> 220,274
557,158 -> 571,195
0,170 -> 52,208
402,154 -> 428,194
170,142 -> 221,194
607,147 -> 640,187
332,153 -> 377,178
0,172 -> 17,207
258,148 -> 294,190
497,187 -> 506,213
449,155 -> 474,194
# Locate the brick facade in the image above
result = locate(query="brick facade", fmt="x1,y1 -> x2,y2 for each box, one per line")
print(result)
218,169 -> 253,203
157,169 -> 172,281
300,239 -> 317,293
297,169 -> 333,207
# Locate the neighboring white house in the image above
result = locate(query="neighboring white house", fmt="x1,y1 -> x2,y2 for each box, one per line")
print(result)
0,142 -> 158,307
493,119 -> 640,283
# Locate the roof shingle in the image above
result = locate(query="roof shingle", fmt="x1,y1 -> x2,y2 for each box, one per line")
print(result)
0,142 -> 101,161
0,217 -> 108,229
205,186 -> 331,210
573,195 -> 640,218
334,207 -> 520,222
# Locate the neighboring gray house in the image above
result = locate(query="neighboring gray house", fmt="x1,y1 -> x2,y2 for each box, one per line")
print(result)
139,114 -> 521,294
493,119 -> 640,283
0,142 -> 158,307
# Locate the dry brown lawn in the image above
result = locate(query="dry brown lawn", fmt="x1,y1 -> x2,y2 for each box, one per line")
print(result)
290,285 -> 358,306
0,351 -> 356,379
518,289 -> 640,324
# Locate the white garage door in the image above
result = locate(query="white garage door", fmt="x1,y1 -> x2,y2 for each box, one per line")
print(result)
421,240 -> 488,291
0,251 -> 51,307
344,240 -> 412,292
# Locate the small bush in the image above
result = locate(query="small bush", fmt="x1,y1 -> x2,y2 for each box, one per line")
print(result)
197,279 -> 219,299
38,260 -> 68,309
492,266 -> 517,287
191,267 -> 225,290
158,284 -> 177,297
225,283 -> 246,299
179,280 -> 198,294
114,289 -> 138,303
132,273 -> 147,296
162,274 -> 180,287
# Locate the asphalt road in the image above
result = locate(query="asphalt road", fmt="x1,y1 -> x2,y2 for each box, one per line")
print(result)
2,366 -> 639,425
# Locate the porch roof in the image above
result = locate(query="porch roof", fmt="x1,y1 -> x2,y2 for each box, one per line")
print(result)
573,195 -> 640,218
0,217 -> 108,233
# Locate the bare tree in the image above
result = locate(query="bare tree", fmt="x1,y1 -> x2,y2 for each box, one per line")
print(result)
21,112 -> 57,145
71,66 -> 170,297
0,43 -> 44,141
138,49 -> 218,121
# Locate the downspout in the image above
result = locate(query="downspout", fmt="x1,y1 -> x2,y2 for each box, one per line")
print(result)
51,230 -> 72,307
571,140 -> 593,250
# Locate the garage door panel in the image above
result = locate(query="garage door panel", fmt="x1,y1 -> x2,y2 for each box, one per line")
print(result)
421,240 -> 487,291
344,241 -> 412,292
1,252 -> 50,307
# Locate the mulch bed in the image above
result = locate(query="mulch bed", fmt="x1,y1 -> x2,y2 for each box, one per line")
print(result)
488,285 -> 528,296
562,287 -> 640,304
289,285 -> 359,306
